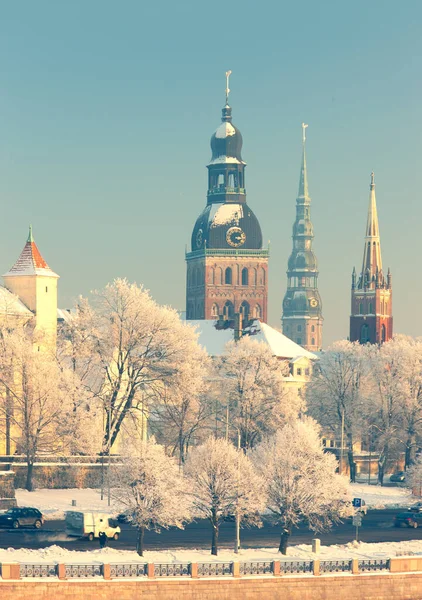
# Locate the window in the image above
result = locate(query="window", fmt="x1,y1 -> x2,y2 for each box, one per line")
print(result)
381,324 -> 386,343
211,303 -> 219,318
297,325 -> 302,332
240,301 -> 250,321
311,338 -> 315,346
241,268 -> 248,286
360,323 -> 369,344
225,267 -> 232,285
45,286 -> 48,293
359,302 -> 363,314
223,301 -> 234,319
297,368 -> 302,376
254,304 -> 262,319
311,325 -> 315,333
368,302 -> 373,314
305,368 -> 310,376
322,439 -> 327,447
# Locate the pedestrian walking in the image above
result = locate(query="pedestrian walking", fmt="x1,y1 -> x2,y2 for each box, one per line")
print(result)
99,531 -> 108,548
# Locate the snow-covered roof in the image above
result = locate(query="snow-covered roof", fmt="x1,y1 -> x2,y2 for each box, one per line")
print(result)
210,204 -> 243,227
0,286 -> 32,316
215,122 -> 236,139
57,308 -> 75,323
208,156 -> 246,165
4,229 -> 59,278
187,319 -> 317,360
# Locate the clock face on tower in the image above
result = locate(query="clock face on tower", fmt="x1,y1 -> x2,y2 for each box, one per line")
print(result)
309,298 -> 318,308
226,226 -> 246,248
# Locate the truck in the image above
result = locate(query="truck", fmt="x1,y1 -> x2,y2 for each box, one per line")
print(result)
65,511 -> 121,542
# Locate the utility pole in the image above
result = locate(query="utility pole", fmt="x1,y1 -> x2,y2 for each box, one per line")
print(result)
340,409 -> 345,475
234,430 -> 241,554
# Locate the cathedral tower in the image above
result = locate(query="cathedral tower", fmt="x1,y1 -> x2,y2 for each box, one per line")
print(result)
350,173 -> 392,344
281,124 -> 322,351
4,226 -> 59,348
186,72 -> 268,323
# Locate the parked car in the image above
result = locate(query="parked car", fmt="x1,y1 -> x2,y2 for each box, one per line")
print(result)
390,471 -> 406,483
394,512 -> 422,528
408,502 -> 422,513
0,507 -> 44,529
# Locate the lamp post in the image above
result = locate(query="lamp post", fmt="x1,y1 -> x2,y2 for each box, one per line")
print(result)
234,429 -> 241,554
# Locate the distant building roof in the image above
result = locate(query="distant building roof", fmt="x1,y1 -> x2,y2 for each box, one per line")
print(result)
187,319 -> 317,360
3,226 -> 59,278
57,308 -> 75,323
0,286 -> 32,317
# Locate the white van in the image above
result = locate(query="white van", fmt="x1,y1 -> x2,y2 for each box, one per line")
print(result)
65,511 -> 121,541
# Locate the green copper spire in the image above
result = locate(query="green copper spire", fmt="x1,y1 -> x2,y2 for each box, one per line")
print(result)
27,224 -> 34,243
297,123 -> 309,200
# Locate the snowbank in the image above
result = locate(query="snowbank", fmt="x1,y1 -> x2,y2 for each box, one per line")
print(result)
350,483 -> 415,509
1,540 -> 422,565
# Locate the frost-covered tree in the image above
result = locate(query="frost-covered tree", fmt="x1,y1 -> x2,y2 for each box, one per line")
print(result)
58,279 -> 207,455
405,454 -> 422,497
0,327 -> 82,490
306,340 -> 369,482
184,436 -> 265,555
216,338 -> 294,450
110,437 -> 191,556
252,418 -> 349,554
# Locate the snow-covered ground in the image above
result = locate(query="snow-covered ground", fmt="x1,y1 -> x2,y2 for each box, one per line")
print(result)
15,482 -> 418,521
350,483 -> 415,509
0,540 -> 422,565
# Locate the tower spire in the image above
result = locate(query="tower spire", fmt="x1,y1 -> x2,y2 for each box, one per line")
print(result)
225,70 -> 232,106
361,171 -> 382,280
27,224 -> 34,243
298,123 -> 309,199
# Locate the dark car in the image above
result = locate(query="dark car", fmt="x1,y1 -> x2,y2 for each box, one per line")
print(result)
394,512 -> 422,528
408,502 -> 422,513
0,507 -> 44,529
390,471 -> 406,483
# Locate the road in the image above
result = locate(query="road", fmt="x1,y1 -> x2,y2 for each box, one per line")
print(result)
0,509 -> 421,552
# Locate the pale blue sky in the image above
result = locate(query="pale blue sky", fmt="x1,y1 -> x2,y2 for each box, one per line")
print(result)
0,1 -> 421,344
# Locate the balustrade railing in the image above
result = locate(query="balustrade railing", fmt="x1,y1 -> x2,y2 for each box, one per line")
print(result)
358,558 -> 390,572
19,563 -> 57,578
64,563 -> 102,578
239,561 -> 273,575
279,560 -> 313,575
320,559 -> 352,574
197,562 -> 233,577
155,563 -> 191,577
109,563 -> 148,578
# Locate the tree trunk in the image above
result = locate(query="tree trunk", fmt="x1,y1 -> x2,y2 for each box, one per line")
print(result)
278,527 -> 291,555
211,522 -> 219,556
136,526 -> 145,557
348,449 -> 356,483
405,436 -> 416,468
26,461 -> 34,492
378,456 -> 385,486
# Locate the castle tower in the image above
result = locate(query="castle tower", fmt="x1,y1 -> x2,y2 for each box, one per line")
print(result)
350,173 -> 392,344
186,72 -> 268,323
3,226 -> 59,348
281,124 -> 323,351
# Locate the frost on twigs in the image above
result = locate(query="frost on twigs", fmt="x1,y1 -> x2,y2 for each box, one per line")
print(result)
252,418 -> 349,555
184,437 -> 265,556
110,437 -> 191,556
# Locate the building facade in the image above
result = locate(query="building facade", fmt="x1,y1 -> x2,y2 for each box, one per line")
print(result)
186,78 -> 268,323
350,173 -> 392,344
282,124 -> 323,351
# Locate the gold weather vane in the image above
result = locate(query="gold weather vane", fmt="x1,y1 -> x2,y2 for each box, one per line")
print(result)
225,70 -> 232,105
302,122 -> 308,144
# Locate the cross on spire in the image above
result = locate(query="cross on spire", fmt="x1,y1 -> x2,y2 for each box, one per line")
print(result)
225,70 -> 232,106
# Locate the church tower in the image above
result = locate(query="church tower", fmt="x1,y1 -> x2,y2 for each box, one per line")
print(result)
186,72 -> 268,323
350,173 -> 392,344
4,226 -> 59,349
281,124 -> 322,351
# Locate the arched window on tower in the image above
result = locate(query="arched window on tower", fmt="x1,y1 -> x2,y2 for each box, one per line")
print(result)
241,268 -> 248,286
223,301 -> 234,320
311,325 -> 315,333
311,338 -> 315,346
254,304 -> 262,319
225,267 -> 232,285
369,302 -> 373,314
211,303 -> 219,319
208,268 -> 215,285
259,267 -> 266,285
216,267 -> 223,285
240,301 -> 250,321
217,173 -> 224,188
252,268 -> 257,286
359,302 -> 363,314
360,324 -> 369,344
381,324 -> 386,343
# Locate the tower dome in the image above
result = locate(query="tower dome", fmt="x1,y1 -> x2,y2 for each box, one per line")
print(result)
209,105 -> 244,166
